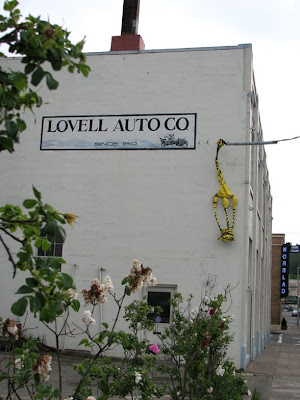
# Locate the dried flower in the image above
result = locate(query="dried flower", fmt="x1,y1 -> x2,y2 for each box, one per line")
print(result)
247,390 -> 252,396
3,318 -> 19,339
207,387 -> 213,393
127,259 -> 157,293
149,344 -> 160,354
82,279 -> 107,305
33,355 -> 52,381
65,213 -> 78,227
134,371 -> 142,384
81,310 -> 96,327
104,275 -> 114,293
133,259 -> 142,270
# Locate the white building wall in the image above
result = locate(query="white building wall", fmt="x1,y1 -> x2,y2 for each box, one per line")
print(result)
0,44 -> 272,368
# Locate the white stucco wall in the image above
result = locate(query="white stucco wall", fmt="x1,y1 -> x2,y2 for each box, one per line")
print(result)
0,44 -> 272,368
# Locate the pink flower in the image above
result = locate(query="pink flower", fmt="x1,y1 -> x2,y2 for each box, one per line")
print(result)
209,308 -> 215,316
149,344 -> 160,355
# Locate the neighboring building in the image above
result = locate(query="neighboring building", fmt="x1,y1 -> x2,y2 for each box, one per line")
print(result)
0,30 -> 272,368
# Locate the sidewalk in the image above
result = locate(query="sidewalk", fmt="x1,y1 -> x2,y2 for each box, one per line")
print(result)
244,323 -> 300,399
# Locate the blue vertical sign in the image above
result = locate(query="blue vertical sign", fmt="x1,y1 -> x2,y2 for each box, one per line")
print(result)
280,244 -> 291,298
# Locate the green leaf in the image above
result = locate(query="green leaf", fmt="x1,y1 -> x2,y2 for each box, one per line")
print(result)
24,63 -> 37,75
45,72 -> 59,90
23,199 -> 37,208
102,322 -> 109,329
4,0 -> 18,12
41,237 -> 51,251
32,186 -> 42,201
29,296 -> 41,313
16,285 -> 34,294
60,272 -> 73,288
98,331 -> 109,343
34,238 -> 42,248
78,338 -> 89,346
57,225 -> 66,243
11,73 -> 27,91
5,120 -> 18,138
125,286 -> 131,296
53,388 -> 60,398
76,63 -> 90,77
0,372 -> 8,381
26,277 -> 38,288
121,276 -> 130,285
71,299 -> 80,312
118,330 -> 130,348
98,380 -> 110,395
11,297 -> 28,316
35,292 -> 46,308
39,307 -> 56,323
31,66 -> 45,86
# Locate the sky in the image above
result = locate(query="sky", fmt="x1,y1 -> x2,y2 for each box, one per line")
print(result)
15,0 -> 300,244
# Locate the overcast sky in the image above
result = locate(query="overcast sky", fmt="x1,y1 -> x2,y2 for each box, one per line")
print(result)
15,0 -> 300,244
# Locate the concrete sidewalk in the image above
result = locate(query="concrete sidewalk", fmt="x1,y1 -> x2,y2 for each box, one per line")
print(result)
244,323 -> 300,399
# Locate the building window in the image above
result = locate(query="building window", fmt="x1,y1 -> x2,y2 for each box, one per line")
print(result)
37,233 -> 64,257
145,285 -> 176,324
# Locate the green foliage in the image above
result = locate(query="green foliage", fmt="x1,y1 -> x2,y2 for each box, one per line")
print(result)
74,298 -> 163,400
0,186 -> 78,321
0,0 -> 90,153
157,286 -> 249,399
0,338 -> 58,400
251,388 -> 262,400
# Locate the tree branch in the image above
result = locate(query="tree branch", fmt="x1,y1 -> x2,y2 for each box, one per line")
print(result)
0,233 -> 17,278
0,226 -> 25,244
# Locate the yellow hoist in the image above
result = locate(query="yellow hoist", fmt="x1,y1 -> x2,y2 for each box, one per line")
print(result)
213,139 -> 237,242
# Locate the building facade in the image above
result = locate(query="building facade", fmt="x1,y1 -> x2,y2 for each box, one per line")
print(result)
0,42 -> 272,369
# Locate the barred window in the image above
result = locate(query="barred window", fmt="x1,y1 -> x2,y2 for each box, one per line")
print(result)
37,232 -> 64,257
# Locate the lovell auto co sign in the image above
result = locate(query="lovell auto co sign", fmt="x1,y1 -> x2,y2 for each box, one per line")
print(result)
40,113 -> 197,150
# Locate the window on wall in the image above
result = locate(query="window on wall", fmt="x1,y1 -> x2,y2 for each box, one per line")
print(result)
37,232 -> 64,257
145,285 -> 176,324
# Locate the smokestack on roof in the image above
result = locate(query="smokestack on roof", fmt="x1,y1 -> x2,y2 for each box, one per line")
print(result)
110,0 -> 145,51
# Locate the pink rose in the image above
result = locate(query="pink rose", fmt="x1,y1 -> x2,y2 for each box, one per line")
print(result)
149,344 -> 160,355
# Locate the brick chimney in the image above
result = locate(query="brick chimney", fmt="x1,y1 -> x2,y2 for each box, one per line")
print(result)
110,0 -> 145,51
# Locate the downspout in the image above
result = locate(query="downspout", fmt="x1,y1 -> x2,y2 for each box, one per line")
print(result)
98,267 -> 106,332
241,45 -> 253,369
61,263 -> 78,351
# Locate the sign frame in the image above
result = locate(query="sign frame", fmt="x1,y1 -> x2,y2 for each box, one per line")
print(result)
40,113 -> 197,151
